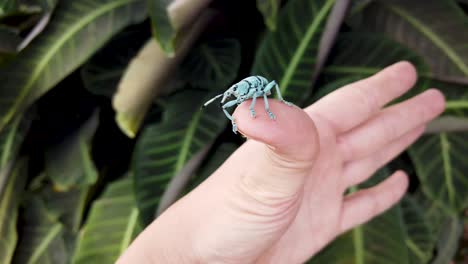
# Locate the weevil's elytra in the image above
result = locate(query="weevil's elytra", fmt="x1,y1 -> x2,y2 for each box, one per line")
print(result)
202,75 -> 293,134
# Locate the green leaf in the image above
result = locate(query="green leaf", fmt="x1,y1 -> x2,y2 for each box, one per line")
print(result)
401,196 -> 436,264
178,38 -> 242,90
308,168 -> 410,263
256,0 -> 282,31
312,32 -> 430,102
72,177 -> 142,264
408,132 -> 468,213
312,33 -> 468,118
0,158 -> 27,263
0,0 -> 147,132
12,199 -> 68,264
251,0 -> 336,105
361,0 -> 468,81
0,0 -> 16,17
81,25 -> 150,97
148,0 -> 175,55
133,89 -> 227,224
0,114 -> 30,171
112,11 -> 213,138
432,215 -> 463,264
44,110 -> 99,191
186,142 -> 239,192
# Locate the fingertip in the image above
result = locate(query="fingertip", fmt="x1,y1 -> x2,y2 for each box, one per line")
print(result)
391,60 -> 418,89
425,88 -> 447,113
233,99 -> 318,158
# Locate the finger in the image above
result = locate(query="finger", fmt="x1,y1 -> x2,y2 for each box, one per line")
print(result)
342,125 -> 425,188
232,99 -> 319,200
305,61 -> 417,133
339,171 -> 408,233
337,89 -> 445,162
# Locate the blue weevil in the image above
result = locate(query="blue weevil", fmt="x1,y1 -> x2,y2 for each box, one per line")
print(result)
202,75 -> 293,133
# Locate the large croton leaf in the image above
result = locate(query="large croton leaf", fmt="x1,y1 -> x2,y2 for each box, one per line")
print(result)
251,0 -> 336,105
312,33 -> 468,117
0,0 -> 147,132
256,0 -> 282,31
81,25 -> 150,97
361,0 -> 468,82
312,32 -> 429,102
178,38 -> 242,90
133,89 -> 227,224
432,215 -> 463,264
401,196 -> 436,264
72,177 -> 142,264
308,168 -> 412,263
0,158 -> 27,263
408,132 -> 468,213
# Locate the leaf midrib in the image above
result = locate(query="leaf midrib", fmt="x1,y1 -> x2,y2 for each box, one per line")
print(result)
5,0 -> 136,127
440,133 -> 456,208
388,4 -> 468,76
27,224 -> 63,264
0,117 -> 20,167
175,110 -> 202,172
200,44 -> 223,78
120,207 -> 139,253
279,0 -> 335,94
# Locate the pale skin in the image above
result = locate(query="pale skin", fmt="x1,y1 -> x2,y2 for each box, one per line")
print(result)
116,61 -> 446,263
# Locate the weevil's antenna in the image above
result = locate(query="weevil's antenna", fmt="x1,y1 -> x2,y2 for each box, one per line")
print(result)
201,94 -> 223,108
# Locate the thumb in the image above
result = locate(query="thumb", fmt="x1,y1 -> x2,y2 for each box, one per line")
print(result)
233,99 -> 319,199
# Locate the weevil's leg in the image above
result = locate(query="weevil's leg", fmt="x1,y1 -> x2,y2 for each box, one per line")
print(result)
222,100 -> 240,133
263,93 -> 276,120
265,81 -> 293,106
249,95 -> 258,118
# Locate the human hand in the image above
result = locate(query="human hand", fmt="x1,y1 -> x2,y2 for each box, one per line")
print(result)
116,61 -> 446,264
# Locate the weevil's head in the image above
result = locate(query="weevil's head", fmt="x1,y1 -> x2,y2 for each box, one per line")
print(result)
220,85 -> 240,104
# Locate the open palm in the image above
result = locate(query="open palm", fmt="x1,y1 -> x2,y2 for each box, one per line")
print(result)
117,62 -> 446,264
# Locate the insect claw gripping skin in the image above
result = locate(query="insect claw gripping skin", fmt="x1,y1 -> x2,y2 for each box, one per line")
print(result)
202,76 -> 293,133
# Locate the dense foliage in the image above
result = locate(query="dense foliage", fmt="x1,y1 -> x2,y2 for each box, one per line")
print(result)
0,0 -> 467,263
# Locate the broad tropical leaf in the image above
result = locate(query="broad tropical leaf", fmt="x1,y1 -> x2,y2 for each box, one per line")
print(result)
72,177 -> 142,264
112,11 -> 213,138
361,0 -> 468,81
408,132 -> 468,213
12,199 -> 67,264
312,33 -> 468,117
432,215 -> 463,264
308,168 -> 410,263
178,38 -> 241,90
0,0 -> 147,132
312,33 -> 430,102
148,0 -> 175,54
133,89 -> 227,224
401,196 -> 436,264
81,25 -> 150,97
0,114 -> 30,171
251,0 -> 336,105
256,0 -> 282,31
44,110 -> 99,191
147,0 -> 212,55
0,158 -> 27,263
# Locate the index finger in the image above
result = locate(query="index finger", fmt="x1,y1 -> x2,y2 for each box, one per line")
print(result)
305,61 -> 418,133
